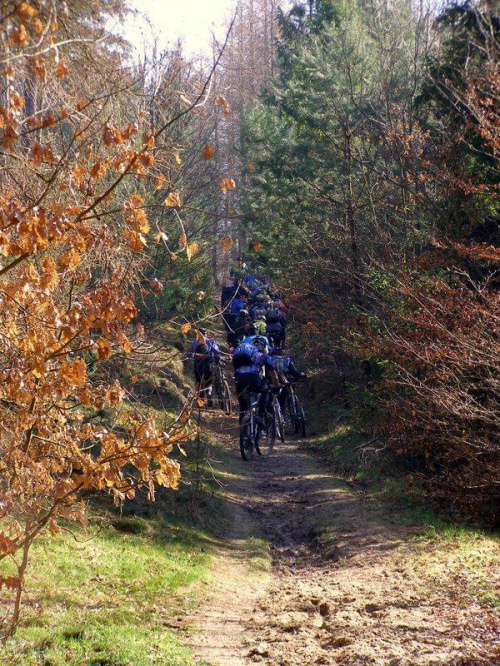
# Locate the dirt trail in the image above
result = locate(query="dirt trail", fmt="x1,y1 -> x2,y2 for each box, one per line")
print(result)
190,414 -> 498,666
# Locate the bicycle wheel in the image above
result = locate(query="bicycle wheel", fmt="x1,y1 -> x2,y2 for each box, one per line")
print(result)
287,393 -> 299,434
274,400 -> 285,442
296,404 -> 306,437
239,414 -> 254,461
220,379 -> 232,414
255,411 -> 275,456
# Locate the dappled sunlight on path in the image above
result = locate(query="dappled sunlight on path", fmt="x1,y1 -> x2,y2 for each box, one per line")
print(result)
189,413 -> 498,666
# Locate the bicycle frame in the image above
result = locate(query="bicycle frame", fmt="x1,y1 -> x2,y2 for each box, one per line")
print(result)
248,392 -> 260,441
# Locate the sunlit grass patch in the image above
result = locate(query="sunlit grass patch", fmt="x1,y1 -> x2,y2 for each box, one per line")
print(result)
4,517 -> 210,666
408,520 -> 500,609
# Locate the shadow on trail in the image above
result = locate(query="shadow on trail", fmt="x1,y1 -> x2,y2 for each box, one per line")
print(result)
208,413 -> 405,574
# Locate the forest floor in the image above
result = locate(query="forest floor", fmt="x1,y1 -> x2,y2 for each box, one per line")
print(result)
189,411 -> 499,666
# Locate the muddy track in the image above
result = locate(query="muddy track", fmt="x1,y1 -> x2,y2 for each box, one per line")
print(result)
190,414 -> 498,666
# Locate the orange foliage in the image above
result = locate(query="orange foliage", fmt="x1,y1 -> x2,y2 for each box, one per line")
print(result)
0,2 -> 196,639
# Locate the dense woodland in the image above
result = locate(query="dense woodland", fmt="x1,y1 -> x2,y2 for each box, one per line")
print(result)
230,0 -> 499,525
0,0 -> 498,641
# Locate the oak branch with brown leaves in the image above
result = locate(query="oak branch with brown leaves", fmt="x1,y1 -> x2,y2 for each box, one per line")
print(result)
0,0 -> 234,638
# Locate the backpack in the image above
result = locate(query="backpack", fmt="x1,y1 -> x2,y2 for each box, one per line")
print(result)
252,306 -> 267,320
266,308 -> 281,324
232,343 -> 255,369
273,356 -> 290,376
194,342 -> 207,356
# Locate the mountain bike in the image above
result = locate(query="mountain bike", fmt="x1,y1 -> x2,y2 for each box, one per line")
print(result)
239,391 -> 275,461
212,360 -> 232,414
270,391 -> 285,443
285,381 -> 306,437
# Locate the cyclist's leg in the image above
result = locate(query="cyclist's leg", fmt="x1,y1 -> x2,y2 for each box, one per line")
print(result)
236,379 -> 250,424
258,379 -> 272,420
194,362 -> 205,399
278,385 -> 287,412
205,363 -> 214,396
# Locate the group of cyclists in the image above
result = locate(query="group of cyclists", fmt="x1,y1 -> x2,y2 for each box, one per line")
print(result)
187,257 -> 306,458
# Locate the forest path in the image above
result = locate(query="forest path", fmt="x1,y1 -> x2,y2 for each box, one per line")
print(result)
189,412 -> 496,666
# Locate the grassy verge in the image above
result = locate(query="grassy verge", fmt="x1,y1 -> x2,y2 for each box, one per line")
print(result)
3,420 -> 272,666
5,520 -> 209,666
2,324 -> 229,666
3,434 -> 229,666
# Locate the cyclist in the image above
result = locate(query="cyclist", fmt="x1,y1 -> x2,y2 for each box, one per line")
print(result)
254,314 -> 267,337
242,327 -> 272,354
187,328 -> 221,405
271,347 -> 306,412
232,336 -> 279,424
266,306 -> 285,348
227,308 -> 252,348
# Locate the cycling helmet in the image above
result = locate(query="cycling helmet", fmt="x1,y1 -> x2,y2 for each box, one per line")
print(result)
197,328 -> 207,335
239,309 -> 249,317
252,335 -> 269,352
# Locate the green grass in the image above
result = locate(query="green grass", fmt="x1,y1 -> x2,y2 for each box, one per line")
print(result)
2,423 -> 271,666
411,521 -> 500,609
2,429 -> 234,666
4,516 -> 210,665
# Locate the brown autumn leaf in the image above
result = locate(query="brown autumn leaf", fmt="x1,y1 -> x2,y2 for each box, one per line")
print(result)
203,143 -> 215,161
106,380 -> 123,406
90,161 -> 108,180
181,323 -> 191,335
215,95 -> 231,117
155,174 -> 165,190
9,90 -> 24,110
40,257 -> 59,292
186,241 -> 199,262
253,240 -> 262,252
56,60 -> 69,78
17,2 -> 37,20
143,131 -> 155,148
96,338 -> 112,360
61,358 -> 87,388
59,248 -> 82,270
220,178 -> 236,194
126,230 -> 147,252
165,191 -> 181,208
149,278 -> 163,295
103,123 -> 123,146
219,237 -> 233,253
10,24 -> 29,46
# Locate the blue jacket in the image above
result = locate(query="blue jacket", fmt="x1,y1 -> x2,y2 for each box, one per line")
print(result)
187,338 -> 220,363
233,342 -> 274,378
230,298 -> 244,315
243,275 -> 258,286
243,334 -> 271,354
272,355 -> 301,379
